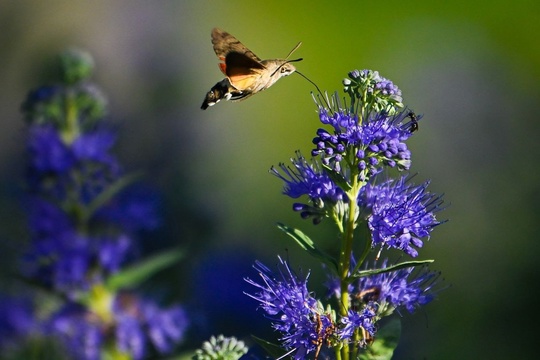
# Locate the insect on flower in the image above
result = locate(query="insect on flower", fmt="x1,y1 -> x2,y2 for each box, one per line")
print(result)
408,111 -> 419,132
352,286 -> 381,307
312,312 -> 336,360
201,28 -> 303,109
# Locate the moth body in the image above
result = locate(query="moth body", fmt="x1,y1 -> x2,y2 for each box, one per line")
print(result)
201,28 -> 297,110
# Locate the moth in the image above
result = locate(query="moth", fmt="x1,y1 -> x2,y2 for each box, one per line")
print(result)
201,28 -> 302,110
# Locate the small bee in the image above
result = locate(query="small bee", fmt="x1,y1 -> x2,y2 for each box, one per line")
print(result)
352,286 -> 381,307
407,111 -> 419,132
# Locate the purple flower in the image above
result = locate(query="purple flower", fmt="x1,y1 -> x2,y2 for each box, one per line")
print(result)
50,295 -> 188,360
142,302 -> 188,353
312,109 -> 412,177
98,235 -> 132,273
356,259 -> 441,314
72,129 -> 119,169
95,185 -> 162,232
338,307 -> 378,341
25,197 -> 72,238
116,314 -> 146,360
245,257 -> 333,359
359,175 -> 444,257
49,303 -> 103,360
15,50 -> 189,359
27,125 -> 74,173
26,124 -> 121,204
271,152 -> 346,223
113,294 -> 188,359
0,296 -> 37,349
24,230 -> 133,295
344,69 -> 403,104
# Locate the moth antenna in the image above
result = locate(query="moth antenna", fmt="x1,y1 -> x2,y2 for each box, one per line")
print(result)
295,70 -> 331,109
269,41 -> 303,78
285,41 -> 302,60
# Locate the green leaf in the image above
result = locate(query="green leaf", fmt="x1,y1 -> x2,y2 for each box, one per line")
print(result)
358,317 -> 401,360
106,247 -> 184,291
83,172 -> 142,222
251,336 -> 289,359
321,163 -> 352,191
352,259 -> 434,279
277,223 -> 338,274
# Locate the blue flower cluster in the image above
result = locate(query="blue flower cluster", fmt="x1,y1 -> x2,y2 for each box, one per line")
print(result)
245,257 -> 337,360
50,295 -> 188,360
354,260 -> 440,315
247,256 -> 439,357
359,175 -> 444,257
1,50 -> 187,359
271,152 -> 346,224
248,69 -> 445,359
344,70 -> 403,110
312,109 -> 413,176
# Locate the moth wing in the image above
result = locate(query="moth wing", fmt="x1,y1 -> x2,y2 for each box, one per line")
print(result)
224,52 -> 265,90
211,28 -> 262,62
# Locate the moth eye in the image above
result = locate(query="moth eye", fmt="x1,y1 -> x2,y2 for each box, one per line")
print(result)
281,67 -> 288,73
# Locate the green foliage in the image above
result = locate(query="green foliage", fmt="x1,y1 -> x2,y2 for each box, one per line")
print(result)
59,48 -> 94,85
277,222 -> 339,275
106,247 -> 184,291
357,318 -> 401,360
351,260 -> 435,280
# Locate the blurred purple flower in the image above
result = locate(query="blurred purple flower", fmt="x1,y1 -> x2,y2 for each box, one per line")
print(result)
0,296 -> 37,349
50,295 -> 188,360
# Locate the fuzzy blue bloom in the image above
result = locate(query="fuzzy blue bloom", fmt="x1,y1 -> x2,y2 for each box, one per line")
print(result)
26,124 -> 121,203
116,313 -> 146,359
27,125 -> 74,173
312,109 -> 413,177
9,49 -> 189,360
142,302 -> 188,353
50,295 -> 188,360
49,303 -> 102,360
356,259 -> 441,314
271,152 -> 346,223
245,257 -> 332,360
113,295 -> 189,359
72,130 -> 118,168
338,306 -> 378,341
359,175 -> 444,257
23,214 -> 133,295
0,296 -> 37,350
95,185 -> 162,232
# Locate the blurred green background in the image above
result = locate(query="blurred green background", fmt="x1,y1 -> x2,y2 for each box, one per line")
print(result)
1,1 -> 539,359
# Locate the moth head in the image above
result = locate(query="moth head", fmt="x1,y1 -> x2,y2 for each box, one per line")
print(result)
278,62 -> 297,77
271,57 -> 302,78
271,41 -> 303,78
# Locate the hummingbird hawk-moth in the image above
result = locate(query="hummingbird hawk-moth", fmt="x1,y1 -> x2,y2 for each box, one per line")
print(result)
201,28 -> 302,110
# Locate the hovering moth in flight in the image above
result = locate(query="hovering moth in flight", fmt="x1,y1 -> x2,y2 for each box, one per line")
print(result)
201,27 -> 302,110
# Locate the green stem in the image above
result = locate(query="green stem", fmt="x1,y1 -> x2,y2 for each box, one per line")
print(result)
338,177 -> 361,360
62,88 -> 79,144
335,346 -> 342,360
356,222 -> 372,270
351,329 -> 361,360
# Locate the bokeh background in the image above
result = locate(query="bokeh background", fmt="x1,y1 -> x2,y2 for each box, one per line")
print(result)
1,1 -> 539,359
